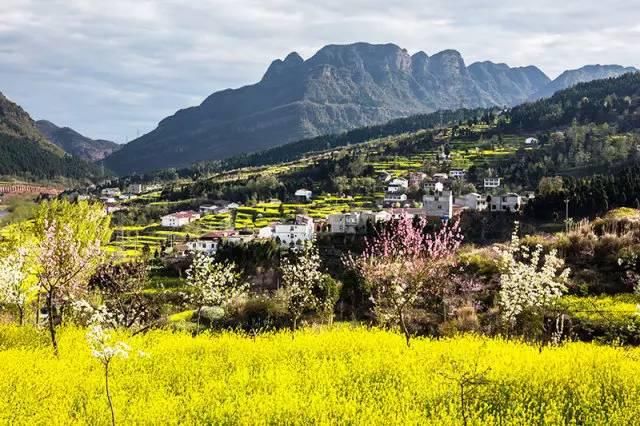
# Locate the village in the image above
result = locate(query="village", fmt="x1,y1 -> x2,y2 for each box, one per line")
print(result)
64,148 -> 536,259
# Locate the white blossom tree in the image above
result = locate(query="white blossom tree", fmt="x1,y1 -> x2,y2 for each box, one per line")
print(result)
81,302 -> 130,426
0,248 -> 34,325
497,224 -> 570,325
280,242 -> 325,331
186,253 -> 247,330
38,220 -> 104,354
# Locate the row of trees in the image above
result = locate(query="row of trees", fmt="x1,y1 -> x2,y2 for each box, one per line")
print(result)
528,166 -> 640,220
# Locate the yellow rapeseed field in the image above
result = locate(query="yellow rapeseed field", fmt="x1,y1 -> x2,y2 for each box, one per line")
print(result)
1,325 -> 640,425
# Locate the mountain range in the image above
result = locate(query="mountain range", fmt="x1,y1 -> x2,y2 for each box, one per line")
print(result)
36,120 -> 119,162
0,92 -> 97,180
104,43 -> 637,175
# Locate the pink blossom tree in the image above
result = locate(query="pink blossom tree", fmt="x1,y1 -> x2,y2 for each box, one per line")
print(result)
347,215 -> 463,346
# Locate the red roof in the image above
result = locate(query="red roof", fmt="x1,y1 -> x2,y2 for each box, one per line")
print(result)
200,230 -> 238,240
169,211 -> 200,219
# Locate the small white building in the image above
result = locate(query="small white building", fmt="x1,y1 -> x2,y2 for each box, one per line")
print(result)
294,189 -> 313,202
100,196 -> 117,204
327,210 -> 393,234
186,236 -> 219,255
199,201 -> 240,215
199,205 -> 220,215
386,178 -> 409,193
127,183 -> 144,194
101,187 -> 121,197
161,211 -> 201,228
383,192 -> 408,207
327,212 -> 361,234
483,177 -> 502,189
525,137 -> 539,145
186,230 -> 239,254
433,173 -> 449,181
449,169 -> 466,180
489,193 -> 522,212
273,215 -> 315,248
456,193 -> 487,211
257,225 -> 275,239
360,210 -> 393,225
423,189 -> 453,219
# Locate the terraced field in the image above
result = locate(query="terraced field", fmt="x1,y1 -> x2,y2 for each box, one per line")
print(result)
106,195 -> 378,258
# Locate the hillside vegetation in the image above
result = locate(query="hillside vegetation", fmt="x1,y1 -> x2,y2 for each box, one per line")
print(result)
0,92 -> 99,180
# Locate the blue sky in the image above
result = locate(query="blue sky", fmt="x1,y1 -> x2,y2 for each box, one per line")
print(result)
1,0 -> 639,143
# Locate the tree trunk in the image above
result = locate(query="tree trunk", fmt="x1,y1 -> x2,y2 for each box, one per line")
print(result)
46,292 -> 58,356
194,306 -> 202,337
105,362 -> 116,426
35,290 -> 41,326
398,307 -> 411,347
18,305 -> 24,326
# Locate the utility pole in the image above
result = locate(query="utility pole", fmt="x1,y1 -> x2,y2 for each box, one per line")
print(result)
564,198 -> 570,232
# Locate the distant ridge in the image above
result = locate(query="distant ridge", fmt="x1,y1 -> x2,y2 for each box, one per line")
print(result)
36,120 -> 120,162
104,42 -> 636,175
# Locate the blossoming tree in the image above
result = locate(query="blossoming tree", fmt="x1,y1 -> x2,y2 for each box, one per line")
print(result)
497,224 -> 570,329
347,215 -> 463,346
80,303 -> 130,426
186,253 -> 247,331
280,242 -> 326,331
0,248 -> 34,325
38,219 -> 104,354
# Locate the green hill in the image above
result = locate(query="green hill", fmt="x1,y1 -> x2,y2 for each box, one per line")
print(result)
0,92 -> 99,180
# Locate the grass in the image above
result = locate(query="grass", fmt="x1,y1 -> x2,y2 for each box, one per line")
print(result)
2,326 -> 640,424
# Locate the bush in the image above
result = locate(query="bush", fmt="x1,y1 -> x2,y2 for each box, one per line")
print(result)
221,294 -> 290,332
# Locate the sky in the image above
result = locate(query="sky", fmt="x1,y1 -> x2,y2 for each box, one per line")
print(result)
1,0 -> 639,143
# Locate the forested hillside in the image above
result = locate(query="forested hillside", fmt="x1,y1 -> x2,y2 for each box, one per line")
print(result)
503,72 -> 640,132
0,92 -> 98,180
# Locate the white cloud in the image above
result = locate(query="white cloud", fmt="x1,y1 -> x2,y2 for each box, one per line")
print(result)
0,0 -> 638,141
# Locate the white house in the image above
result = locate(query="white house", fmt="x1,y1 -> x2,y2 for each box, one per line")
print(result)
449,169 -> 466,179
273,215 -> 315,248
360,210 -> 393,225
489,193 -> 522,212
257,225 -> 275,239
186,235 -> 219,255
386,178 -> 409,193
423,189 -> 453,219
327,210 -> 393,234
433,173 -> 449,181
327,212 -> 360,234
424,181 -> 445,193
456,193 -> 487,211
101,187 -> 121,197
294,189 -> 313,202
100,196 -> 117,204
483,177 -> 502,189
127,183 -> 144,194
199,201 -> 240,215
199,205 -> 220,215
525,137 -> 539,145
161,211 -> 201,228
383,192 -> 408,207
